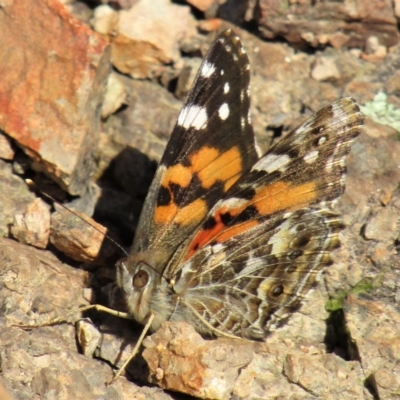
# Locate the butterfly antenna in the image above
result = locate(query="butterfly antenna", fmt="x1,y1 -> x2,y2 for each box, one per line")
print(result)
25,179 -> 129,257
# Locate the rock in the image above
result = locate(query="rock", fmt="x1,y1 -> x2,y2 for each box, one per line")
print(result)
344,295 -> 400,399
0,160 -> 36,237
76,319 -> 102,357
395,0 -> 400,18
91,4 -> 119,36
0,133 -> 15,161
362,118 -> 398,139
101,77 -> 182,163
311,56 -> 341,82
49,207 -> 118,264
0,0 -> 110,196
257,0 -> 399,49
142,322 -> 369,399
101,72 -> 127,119
363,204 -> 400,242
108,0 -> 197,79
174,57 -> 203,100
0,238 -> 172,400
365,36 -> 387,57
10,198 -> 51,249
186,0 -> 216,13
64,0 -> 93,23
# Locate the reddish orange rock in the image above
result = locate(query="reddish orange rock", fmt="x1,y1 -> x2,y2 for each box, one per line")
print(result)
0,0 -> 110,195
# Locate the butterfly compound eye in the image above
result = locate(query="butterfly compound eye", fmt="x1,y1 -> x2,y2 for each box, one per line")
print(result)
132,270 -> 149,289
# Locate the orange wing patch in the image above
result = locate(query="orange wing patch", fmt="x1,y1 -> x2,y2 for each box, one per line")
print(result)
160,146 -> 243,191
214,181 -> 318,244
190,147 -> 220,173
174,199 -> 208,225
252,181 -> 317,216
154,203 -> 179,225
154,199 -> 208,226
163,164 -> 193,188
155,145 -> 244,227
194,147 -> 242,190
185,180 -> 318,259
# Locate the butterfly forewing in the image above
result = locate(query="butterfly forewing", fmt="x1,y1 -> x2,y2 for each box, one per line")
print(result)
132,30 -> 258,259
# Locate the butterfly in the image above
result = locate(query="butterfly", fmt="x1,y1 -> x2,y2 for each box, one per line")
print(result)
113,29 -> 363,346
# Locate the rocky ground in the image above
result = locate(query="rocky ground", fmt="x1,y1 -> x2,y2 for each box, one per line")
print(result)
0,0 -> 400,399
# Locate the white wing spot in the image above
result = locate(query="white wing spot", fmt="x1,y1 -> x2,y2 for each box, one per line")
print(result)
318,136 -> 327,146
241,117 -> 245,128
320,200 -> 329,208
211,243 -> 225,254
220,69 -> 225,76
254,139 -> 262,157
218,103 -> 230,120
254,154 -> 291,173
245,255 -> 265,275
325,155 -> 334,171
220,197 -> 249,209
224,82 -> 230,94
304,150 -> 319,164
201,61 -> 216,78
178,105 -> 208,130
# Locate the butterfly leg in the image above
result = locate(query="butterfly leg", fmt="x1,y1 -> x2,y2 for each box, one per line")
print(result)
108,311 -> 155,385
12,304 -> 132,329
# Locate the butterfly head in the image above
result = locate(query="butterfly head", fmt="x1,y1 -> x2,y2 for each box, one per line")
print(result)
115,254 -> 173,326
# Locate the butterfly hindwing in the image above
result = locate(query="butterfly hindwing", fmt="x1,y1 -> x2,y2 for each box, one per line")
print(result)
173,208 -> 342,338
170,98 -> 363,338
